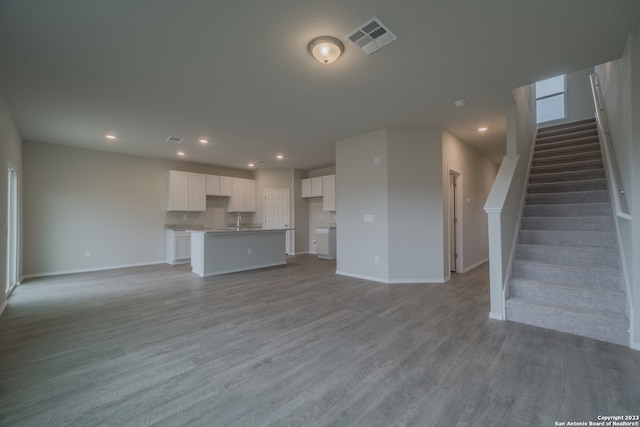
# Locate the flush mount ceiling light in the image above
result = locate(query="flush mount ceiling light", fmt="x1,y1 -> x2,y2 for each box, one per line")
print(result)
105,134 -> 116,140
308,36 -> 344,64
478,127 -> 488,132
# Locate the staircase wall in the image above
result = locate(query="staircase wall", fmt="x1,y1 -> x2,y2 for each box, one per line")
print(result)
595,26 -> 640,349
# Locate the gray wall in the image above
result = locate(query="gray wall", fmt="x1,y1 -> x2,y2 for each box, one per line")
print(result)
23,141 -> 253,277
595,26 -> 640,349
0,91 -> 23,313
336,129 -> 389,282
387,128 -> 444,282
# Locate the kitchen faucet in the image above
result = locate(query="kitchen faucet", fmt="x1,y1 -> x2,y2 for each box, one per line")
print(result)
236,212 -> 241,230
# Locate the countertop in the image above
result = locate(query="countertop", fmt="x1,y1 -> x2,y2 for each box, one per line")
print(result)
187,228 -> 291,234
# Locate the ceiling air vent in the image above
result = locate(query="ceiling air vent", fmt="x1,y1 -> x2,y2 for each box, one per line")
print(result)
346,17 -> 397,55
166,136 -> 183,144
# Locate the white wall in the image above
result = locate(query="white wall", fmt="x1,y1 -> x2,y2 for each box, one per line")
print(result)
442,130 -> 499,274
537,67 -> 595,127
0,91 -> 23,314
387,128 -> 444,283
336,129 -> 389,282
23,141 -> 253,277
595,26 -> 640,349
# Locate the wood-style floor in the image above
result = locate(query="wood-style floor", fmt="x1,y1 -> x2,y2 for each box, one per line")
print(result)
1,255 -> 638,427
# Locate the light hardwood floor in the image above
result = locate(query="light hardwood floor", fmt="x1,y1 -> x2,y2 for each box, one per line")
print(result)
0,255 -> 638,426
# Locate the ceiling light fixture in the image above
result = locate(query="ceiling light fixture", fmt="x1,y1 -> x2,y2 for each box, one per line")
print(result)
105,134 -> 116,140
308,36 -> 344,64
248,162 -> 255,167
276,154 -> 284,160
454,100 -> 467,108
177,151 -> 185,156
478,127 -> 488,132
199,139 -> 208,144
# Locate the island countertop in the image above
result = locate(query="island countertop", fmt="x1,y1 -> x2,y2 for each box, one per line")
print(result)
188,228 -> 291,234
189,228 -> 288,277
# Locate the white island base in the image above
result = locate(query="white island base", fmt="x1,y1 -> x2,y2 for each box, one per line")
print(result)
189,229 -> 287,277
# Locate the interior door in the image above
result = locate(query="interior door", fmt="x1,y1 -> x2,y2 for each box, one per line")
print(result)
264,189 -> 291,254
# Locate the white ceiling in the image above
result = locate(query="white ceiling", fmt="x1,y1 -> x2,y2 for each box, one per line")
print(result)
1,1 -> 639,170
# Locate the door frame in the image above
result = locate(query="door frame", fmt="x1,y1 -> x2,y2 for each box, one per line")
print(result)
263,188 -> 293,255
6,162 -> 19,297
448,169 -> 463,274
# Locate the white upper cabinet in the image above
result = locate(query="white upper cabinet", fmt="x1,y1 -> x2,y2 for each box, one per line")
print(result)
228,177 -> 256,212
206,175 -> 233,197
301,176 -> 323,198
322,174 -> 336,211
166,170 -> 206,212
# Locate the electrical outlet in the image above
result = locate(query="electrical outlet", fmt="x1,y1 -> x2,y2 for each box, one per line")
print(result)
374,255 -> 380,264
84,250 -> 91,257
247,248 -> 252,255
312,240 -> 317,246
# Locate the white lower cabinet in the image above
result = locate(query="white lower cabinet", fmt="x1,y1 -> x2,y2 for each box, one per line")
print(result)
166,230 -> 191,264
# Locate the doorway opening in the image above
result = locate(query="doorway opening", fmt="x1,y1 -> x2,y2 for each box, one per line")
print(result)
6,165 -> 18,296
263,189 -> 293,255
448,170 -> 462,274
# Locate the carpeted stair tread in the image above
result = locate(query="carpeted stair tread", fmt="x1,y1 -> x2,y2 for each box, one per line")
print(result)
513,259 -> 622,289
515,243 -> 618,268
531,159 -> 602,174
537,118 -> 596,134
532,150 -> 603,166
518,229 -> 617,248
521,216 -> 615,231
535,134 -> 599,148
523,202 -> 612,217
509,278 -> 627,314
526,190 -> 608,205
533,142 -> 601,159
505,296 -> 629,346
528,168 -> 604,183
527,179 -> 607,194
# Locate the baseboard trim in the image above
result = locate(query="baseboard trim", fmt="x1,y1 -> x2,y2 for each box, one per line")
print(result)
631,340 -> 640,351
22,260 -> 167,280
200,261 -> 287,277
489,311 -> 505,321
335,270 -> 445,284
0,299 -> 7,318
463,258 -> 489,273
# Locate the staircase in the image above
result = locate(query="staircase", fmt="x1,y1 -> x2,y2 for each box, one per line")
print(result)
505,118 -> 629,346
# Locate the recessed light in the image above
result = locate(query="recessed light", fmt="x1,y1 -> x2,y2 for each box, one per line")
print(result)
454,100 -> 467,108
478,127 -> 488,132
199,139 -> 208,144
248,162 -> 255,167
105,134 -> 116,140
177,151 -> 185,156
276,154 -> 284,160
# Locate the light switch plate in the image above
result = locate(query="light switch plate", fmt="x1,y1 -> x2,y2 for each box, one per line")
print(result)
364,215 -> 374,222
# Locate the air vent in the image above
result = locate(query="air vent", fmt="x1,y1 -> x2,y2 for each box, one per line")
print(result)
346,17 -> 397,55
166,136 -> 183,144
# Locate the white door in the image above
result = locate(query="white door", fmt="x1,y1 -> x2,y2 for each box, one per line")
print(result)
264,189 -> 291,254
6,166 -> 18,295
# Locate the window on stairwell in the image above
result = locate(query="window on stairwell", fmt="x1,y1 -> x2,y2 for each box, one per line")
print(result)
535,74 -> 566,123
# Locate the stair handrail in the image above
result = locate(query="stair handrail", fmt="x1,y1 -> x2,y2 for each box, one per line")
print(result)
589,72 -> 632,220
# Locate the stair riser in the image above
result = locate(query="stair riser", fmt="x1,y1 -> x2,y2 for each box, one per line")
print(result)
505,299 -> 628,346
515,245 -> 619,268
529,170 -> 604,184
509,280 -> 627,314
532,151 -> 602,166
533,143 -> 600,159
531,160 -> 602,175
537,123 -> 597,139
537,131 -> 599,144
527,179 -> 607,194
524,203 -> 611,217
513,261 -> 622,289
521,217 -> 615,232
518,230 -> 617,249
526,191 -> 608,205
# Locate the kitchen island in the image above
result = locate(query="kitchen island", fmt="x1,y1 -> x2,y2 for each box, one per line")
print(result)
188,228 -> 287,277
